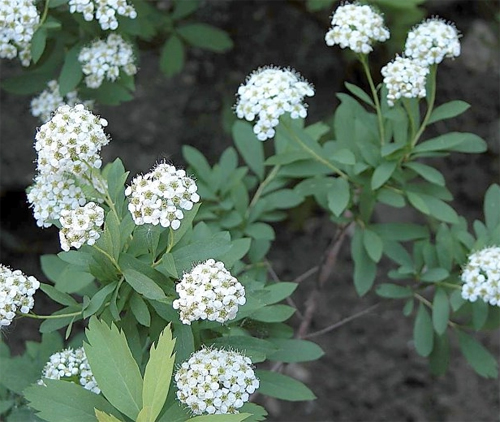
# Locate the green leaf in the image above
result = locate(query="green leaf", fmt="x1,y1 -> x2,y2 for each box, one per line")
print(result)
30,28 -> 47,64
267,339 -> 324,363
255,370 -> 316,401
206,336 -> 277,363
429,332 -> 450,376
123,268 -> 167,301
142,324 -> 176,422
171,0 -> 199,20
173,323 -> 195,365
83,282 -> 117,319
458,331 -> 498,378
484,184 -> 500,231
177,23 -> 233,52
130,292 -> 151,327
239,403 -> 267,422
263,189 -> 303,210
188,414 -> 252,422
404,162 -> 445,186
250,304 -> 295,323
39,283 -> 78,307
48,0 -> 69,7
84,317 -> 143,420
420,268 -> 449,282
344,82 -> 374,107
363,229 -> 383,263
233,121 -> 265,179
329,148 -> 356,165
413,132 -> 487,155
373,223 -> 428,241
377,188 -> 406,208
428,100 -> 470,124
407,191 -> 430,214
81,80 -> 133,105
24,380 -> 120,422
432,288 -> 449,335
244,222 -> 275,240
261,282 -> 298,305
472,300 -> 489,330
327,177 -> 350,217
413,303 -> 434,357
351,227 -> 377,296
183,146 -> 212,182
95,409 -> 122,422
41,254 -> 94,293
376,283 -> 413,298
160,35 -> 185,77
58,44 -> 83,96
371,161 -> 397,190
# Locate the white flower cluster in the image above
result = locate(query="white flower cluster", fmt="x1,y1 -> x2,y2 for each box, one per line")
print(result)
69,0 -> 137,31
381,56 -> 430,107
38,347 -> 100,394
78,34 -> 137,89
461,246 -> 500,307
125,163 -> 200,229
0,265 -> 40,326
173,259 -> 246,325
59,202 -> 105,251
405,18 -> 461,66
325,2 -> 390,54
0,0 -> 40,66
235,67 -> 314,141
175,347 -> 259,415
28,104 -> 109,228
31,80 -> 94,123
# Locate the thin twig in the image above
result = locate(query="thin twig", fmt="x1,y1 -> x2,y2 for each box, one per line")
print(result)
303,303 -> 381,339
294,266 -> 319,284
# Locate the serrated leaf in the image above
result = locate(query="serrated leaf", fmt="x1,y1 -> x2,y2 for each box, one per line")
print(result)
458,331 -> 498,378
255,370 -> 316,401
84,317 -> 143,420
233,121 -> 265,179
327,177 -> 350,217
428,100 -> 470,124
160,35 -> 185,77
414,303 -> 434,357
142,324 -> 176,422
432,288 -> 449,335
177,23 -> 233,52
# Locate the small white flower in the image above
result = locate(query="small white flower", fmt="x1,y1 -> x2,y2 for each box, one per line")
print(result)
173,259 -> 246,325
78,34 -> 137,89
405,18 -> 461,66
0,0 -> 40,66
381,56 -> 429,107
38,347 -> 100,394
175,347 -> 259,415
31,80 -> 94,123
461,246 -> 500,307
69,0 -> 136,31
59,202 -> 105,251
0,265 -> 40,326
125,162 -> 200,229
235,67 -> 314,141
325,2 -> 390,54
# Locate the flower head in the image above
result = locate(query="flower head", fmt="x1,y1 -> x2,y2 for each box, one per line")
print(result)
461,246 -> 500,306
125,162 -> 200,229
325,2 -> 390,54
0,265 -> 40,326
78,34 -> 137,89
34,104 -> 109,176
404,18 -> 461,66
31,80 -> 94,123
235,66 -> 314,141
69,0 -> 137,31
173,259 -> 246,325
381,56 -> 429,107
59,202 -> 105,251
38,347 -> 100,394
0,0 -> 40,66
175,347 -> 259,415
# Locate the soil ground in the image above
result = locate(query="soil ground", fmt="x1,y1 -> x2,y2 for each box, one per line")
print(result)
1,1 -> 499,421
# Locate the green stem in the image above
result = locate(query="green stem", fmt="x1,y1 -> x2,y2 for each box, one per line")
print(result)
247,165 -> 281,215
359,54 -> 385,145
402,98 -> 416,141
414,292 -> 458,328
410,64 -> 437,149
438,281 -> 461,290
281,121 -> 348,179
93,245 -> 120,271
39,0 -> 51,27
23,310 -> 82,320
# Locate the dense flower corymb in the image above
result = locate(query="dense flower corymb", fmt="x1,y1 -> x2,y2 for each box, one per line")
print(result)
173,259 -> 246,325
325,2 -> 390,54
34,104 -> 109,176
0,265 -> 40,326
175,347 -> 259,415
381,56 -> 429,107
59,202 -> 105,251
31,80 -> 94,123
461,246 -> 500,306
69,0 -> 137,31
125,162 -> 200,229
0,0 -> 40,66
78,33 -> 137,89
235,66 -> 314,141
405,18 -> 461,66
38,347 -> 100,394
